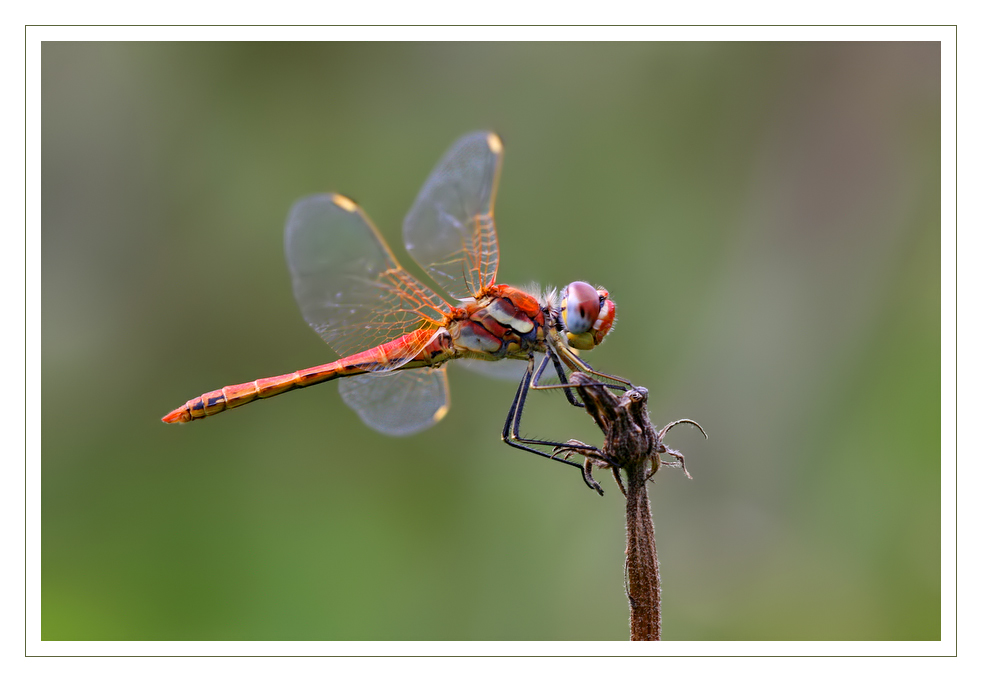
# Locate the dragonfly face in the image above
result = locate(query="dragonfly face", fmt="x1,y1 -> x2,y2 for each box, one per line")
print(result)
163,131 -> 630,491
560,281 -> 616,351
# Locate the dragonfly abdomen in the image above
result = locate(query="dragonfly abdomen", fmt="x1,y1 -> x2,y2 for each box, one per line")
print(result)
161,328 -> 448,424
161,363 -> 343,423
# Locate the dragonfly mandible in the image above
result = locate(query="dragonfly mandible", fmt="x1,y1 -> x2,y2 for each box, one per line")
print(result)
163,131 -> 629,491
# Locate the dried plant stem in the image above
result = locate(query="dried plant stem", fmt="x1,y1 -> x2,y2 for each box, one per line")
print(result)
624,460 -> 661,640
563,373 -> 704,641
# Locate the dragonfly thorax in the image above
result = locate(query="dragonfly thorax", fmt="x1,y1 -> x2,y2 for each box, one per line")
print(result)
449,285 -> 549,360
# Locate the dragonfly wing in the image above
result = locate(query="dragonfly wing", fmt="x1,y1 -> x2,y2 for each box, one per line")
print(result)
285,193 -> 452,368
454,354 -> 558,383
403,131 -> 503,300
338,366 -> 450,436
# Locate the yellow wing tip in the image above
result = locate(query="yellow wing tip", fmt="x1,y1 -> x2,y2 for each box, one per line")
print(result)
331,194 -> 358,212
433,404 -> 450,423
487,132 -> 503,154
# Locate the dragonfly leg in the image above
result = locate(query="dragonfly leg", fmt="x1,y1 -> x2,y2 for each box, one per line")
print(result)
556,346 -> 634,390
527,348 -> 583,407
525,345 -> 633,398
501,355 -> 608,495
583,457 -> 627,498
527,348 -> 624,405
552,438 -> 628,496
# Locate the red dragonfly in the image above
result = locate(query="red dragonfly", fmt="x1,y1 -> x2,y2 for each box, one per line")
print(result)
163,132 -> 628,491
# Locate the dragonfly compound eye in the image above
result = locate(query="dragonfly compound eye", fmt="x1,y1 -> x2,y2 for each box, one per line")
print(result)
561,282 -> 616,351
561,281 -> 602,351
562,281 -> 601,334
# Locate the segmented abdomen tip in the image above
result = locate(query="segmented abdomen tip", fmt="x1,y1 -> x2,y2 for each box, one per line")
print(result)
161,408 -> 191,424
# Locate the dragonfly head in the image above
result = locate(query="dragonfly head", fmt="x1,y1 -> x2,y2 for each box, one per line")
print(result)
560,281 -> 616,351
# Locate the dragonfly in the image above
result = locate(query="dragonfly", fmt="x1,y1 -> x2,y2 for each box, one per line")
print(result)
163,131 -> 629,492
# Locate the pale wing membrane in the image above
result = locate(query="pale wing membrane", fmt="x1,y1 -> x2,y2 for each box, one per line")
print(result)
285,194 -> 451,367
338,366 -> 449,436
403,131 -> 502,300
455,354 -> 558,383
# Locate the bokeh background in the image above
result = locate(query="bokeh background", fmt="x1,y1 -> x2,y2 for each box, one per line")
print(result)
41,41 -> 940,640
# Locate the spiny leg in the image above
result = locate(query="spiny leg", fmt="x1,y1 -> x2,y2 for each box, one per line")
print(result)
508,357 -> 604,457
531,348 -> 586,407
543,348 -> 584,407
558,346 -> 634,388
523,347 -> 582,407
533,346 -> 632,396
528,350 -> 627,489
501,355 -> 606,495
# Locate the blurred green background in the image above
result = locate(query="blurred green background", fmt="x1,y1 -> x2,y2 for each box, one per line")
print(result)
41,41 -> 940,640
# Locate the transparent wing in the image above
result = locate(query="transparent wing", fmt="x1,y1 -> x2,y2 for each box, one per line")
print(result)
454,354 -> 558,383
403,131 -> 503,300
285,193 -> 452,367
338,366 -> 450,436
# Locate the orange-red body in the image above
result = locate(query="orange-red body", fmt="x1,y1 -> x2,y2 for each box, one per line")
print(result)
162,285 -> 549,424
163,132 -> 621,439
